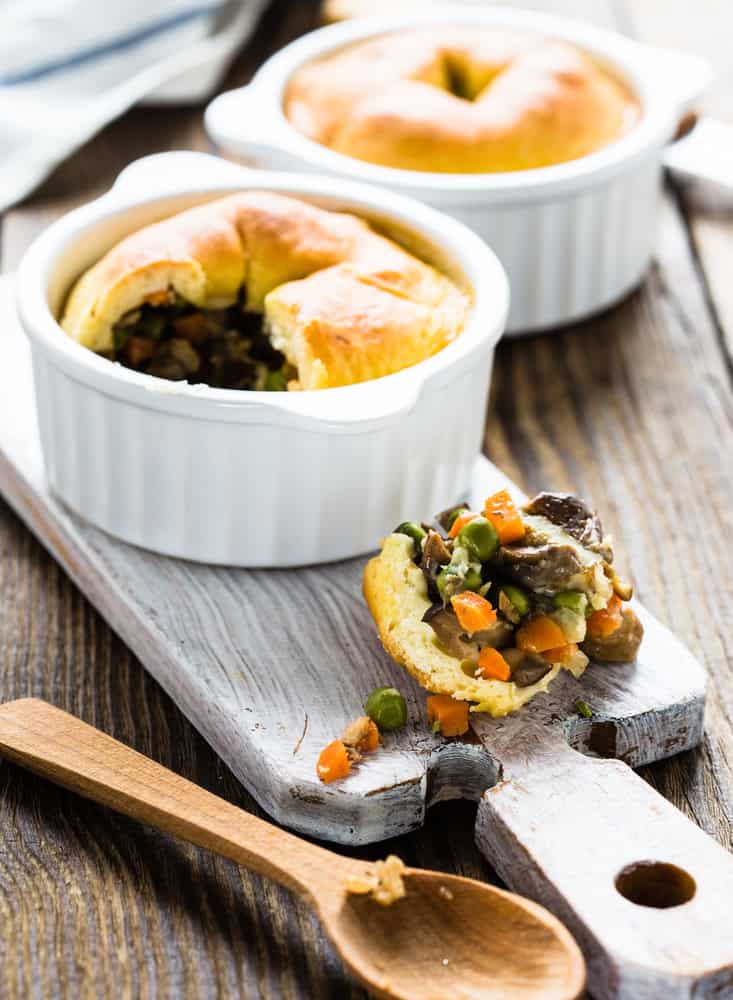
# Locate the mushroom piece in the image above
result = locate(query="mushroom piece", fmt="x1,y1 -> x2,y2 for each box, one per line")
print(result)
523,492 -> 613,561
147,338 -> 201,380
497,514 -> 610,598
581,608 -> 644,662
500,647 -> 553,687
420,530 -> 452,602
435,502 -> 470,532
422,605 -> 513,661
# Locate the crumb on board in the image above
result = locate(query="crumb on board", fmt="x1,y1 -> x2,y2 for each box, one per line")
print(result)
345,855 -> 407,906
438,885 -> 454,901
341,715 -> 379,761
316,716 -> 380,782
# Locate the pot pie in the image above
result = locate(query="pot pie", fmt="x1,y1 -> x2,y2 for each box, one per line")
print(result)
364,490 -> 643,718
60,192 -> 469,390
285,27 -> 640,173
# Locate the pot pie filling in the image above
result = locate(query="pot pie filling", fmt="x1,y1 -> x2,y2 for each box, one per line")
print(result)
285,27 -> 640,173
363,490 -> 643,717
60,191 -> 470,391
108,292 -> 293,390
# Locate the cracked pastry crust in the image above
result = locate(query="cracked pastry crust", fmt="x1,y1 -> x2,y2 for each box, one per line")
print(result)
60,191 -> 469,390
285,27 -> 639,174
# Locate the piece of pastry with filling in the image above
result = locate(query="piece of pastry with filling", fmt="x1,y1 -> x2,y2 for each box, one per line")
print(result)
60,191 -> 469,390
285,27 -> 639,173
363,489 -> 643,718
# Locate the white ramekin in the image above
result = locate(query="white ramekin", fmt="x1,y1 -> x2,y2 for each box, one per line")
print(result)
205,6 -> 711,335
16,152 -> 508,567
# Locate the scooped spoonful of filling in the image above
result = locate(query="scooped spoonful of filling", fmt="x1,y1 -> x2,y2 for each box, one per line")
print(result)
364,489 -> 643,717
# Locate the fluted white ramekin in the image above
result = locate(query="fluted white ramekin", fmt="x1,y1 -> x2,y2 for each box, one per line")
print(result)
205,6 -> 711,334
16,152 -> 508,567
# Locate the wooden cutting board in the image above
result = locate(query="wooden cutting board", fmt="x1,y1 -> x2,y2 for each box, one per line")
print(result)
2,278 -> 733,999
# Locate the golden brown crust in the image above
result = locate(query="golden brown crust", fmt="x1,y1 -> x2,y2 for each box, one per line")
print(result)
285,27 -> 639,173
363,534 -> 576,717
266,262 -> 465,390
60,191 -> 468,389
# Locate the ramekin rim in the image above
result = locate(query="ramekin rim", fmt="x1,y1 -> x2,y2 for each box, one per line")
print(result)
210,4 -> 695,196
16,166 -> 509,424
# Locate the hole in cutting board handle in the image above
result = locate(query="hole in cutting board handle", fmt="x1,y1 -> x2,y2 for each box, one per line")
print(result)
615,861 -> 696,908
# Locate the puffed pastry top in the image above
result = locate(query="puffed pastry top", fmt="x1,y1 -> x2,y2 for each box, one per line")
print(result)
61,191 -> 469,389
285,27 -> 639,173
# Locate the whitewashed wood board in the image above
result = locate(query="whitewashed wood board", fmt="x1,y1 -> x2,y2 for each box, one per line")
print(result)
3,278 -> 733,998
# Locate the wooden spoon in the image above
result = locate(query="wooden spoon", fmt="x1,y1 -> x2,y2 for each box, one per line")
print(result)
0,699 -> 585,999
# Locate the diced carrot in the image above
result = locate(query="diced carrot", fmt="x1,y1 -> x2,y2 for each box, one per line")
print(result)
477,647 -> 511,681
316,740 -> 351,783
451,591 -> 497,633
358,719 -> 380,753
144,290 -> 172,306
449,510 -> 478,539
587,595 -> 624,639
427,695 -> 469,737
483,489 -> 525,545
123,336 -> 154,367
516,615 -> 567,653
174,312 -> 210,345
542,643 -> 579,667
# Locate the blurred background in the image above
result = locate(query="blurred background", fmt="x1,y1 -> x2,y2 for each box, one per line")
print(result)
1,0 -> 730,220
1,4 -> 732,1000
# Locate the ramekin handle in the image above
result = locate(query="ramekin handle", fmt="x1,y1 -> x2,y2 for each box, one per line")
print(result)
205,86 -> 296,167
268,376 -> 425,429
110,151 -> 252,199
664,117 -> 733,199
641,44 -> 713,116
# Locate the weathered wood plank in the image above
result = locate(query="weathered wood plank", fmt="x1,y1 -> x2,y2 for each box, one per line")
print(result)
4,282 -> 731,995
0,4 -> 371,998
622,0 -> 733,394
488,191 -> 733,854
2,0 -> 733,997
613,0 -> 733,849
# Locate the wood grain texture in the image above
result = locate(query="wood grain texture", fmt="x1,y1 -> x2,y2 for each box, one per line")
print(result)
4,295 -> 724,1000
0,256 -> 729,997
0,699 -> 587,1000
1,0 -> 733,997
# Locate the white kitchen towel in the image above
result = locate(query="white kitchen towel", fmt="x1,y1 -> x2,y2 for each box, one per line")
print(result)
0,0 -> 269,211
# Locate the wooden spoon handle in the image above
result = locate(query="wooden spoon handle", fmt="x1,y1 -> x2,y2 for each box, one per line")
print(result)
475,730 -> 733,999
0,698 -> 345,902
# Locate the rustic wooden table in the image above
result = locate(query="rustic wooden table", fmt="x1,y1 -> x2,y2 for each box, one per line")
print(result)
1,1 -> 731,997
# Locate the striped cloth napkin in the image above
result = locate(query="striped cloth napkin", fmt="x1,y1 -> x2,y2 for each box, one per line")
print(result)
0,0 -> 269,211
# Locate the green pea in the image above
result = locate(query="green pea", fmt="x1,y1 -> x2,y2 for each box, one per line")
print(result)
462,568 -> 483,593
436,566 -> 455,599
445,507 -> 469,531
500,584 -> 530,618
575,698 -> 593,719
457,516 -> 498,563
436,566 -> 480,600
553,591 -> 588,617
112,325 -> 132,351
395,522 -> 427,553
365,686 -> 407,731
138,311 -> 167,340
264,370 -> 288,391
